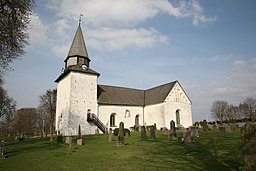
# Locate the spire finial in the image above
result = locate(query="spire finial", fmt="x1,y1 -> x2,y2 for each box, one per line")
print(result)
79,13 -> 84,26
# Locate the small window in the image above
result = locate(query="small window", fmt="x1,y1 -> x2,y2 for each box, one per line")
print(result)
125,110 -> 131,118
110,113 -> 116,127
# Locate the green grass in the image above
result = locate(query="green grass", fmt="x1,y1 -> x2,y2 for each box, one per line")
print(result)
0,130 -> 243,171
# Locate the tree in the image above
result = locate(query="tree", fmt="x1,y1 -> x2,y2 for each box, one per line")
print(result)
0,0 -> 35,71
0,75 -> 16,119
11,108 -> 39,136
241,97 -> 256,122
38,89 -> 57,141
211,100 -> 229,122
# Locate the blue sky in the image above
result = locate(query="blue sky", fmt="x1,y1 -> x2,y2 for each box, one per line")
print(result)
3,0 -> 256,122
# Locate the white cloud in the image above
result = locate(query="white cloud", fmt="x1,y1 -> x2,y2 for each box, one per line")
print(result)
87,27 -> 168,50
28,14 -> 50,47
46,0 -> 215,27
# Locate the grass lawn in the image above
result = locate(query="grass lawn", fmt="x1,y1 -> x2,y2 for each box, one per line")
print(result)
0,130 -> 243,171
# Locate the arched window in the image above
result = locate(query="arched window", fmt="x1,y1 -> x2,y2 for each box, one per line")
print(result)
135,114 -> 139,126
110,113 -> 116,127
125,110 -> 131,118
176,109 -> 181,126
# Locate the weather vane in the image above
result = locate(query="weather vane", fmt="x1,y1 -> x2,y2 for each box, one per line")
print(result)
79,13 -> 84,26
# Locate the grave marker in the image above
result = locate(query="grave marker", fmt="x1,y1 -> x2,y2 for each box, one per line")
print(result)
140,126 -> 147,140
149,126 -> 156,140
240,123 -> 256,170
117,122 -> 125,146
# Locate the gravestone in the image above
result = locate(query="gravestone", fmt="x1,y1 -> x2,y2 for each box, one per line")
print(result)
183,131 -> 192,143
225,124 -> 232,133
140,126 -> 147,140
219,126 -> 226,136
149,126 -> 156,140
77,138 -> 84,145
109,128 -> 113,142
154,123 -> 157,130
117,122 -> 125,146
203,120 -> 208,131
240,123 -> 256,170
0,140 -> 5,159
65,136 -> 72,144
212,124 -> 218,132
170,120 -> 176,137
163,128 -> 169,136
189,126 -> 199,137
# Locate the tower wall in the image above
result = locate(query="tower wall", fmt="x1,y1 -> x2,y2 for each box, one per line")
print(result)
56,71 -> 98,135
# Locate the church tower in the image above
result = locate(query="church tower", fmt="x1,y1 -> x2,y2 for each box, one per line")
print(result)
55,25 -> 100,135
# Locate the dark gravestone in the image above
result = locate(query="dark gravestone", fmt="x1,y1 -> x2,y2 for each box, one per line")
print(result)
203,120 -> 208,131
149,126 -> 156,140
140,126 -> 147,140
240,123 -> 256,170
154,123 -> 157,130
0,140 -> 5,159
219,126 -> 226,136
117,122 -> 125,146
170,120 -> 176,137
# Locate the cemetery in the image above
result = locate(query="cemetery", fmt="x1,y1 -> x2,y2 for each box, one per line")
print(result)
0,121 -> 255,171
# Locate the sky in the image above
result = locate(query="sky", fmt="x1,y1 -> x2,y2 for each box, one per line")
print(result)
3,0 -> 256,122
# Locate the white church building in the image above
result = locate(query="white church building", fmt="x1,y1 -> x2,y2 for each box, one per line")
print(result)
55,25 -> 192,135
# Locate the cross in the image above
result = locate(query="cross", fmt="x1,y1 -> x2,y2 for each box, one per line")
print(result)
79,13 -> 84,26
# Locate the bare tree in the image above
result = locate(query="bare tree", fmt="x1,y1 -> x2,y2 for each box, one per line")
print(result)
227,105 -> 241,119
11,108 -> 39,136
242,97 -> 256,122
39,89 -> 57,141
211,100 -> 229,122
0,0 -> 35,71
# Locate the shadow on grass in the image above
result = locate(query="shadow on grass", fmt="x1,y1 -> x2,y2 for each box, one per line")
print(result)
138,132 -> 242,171
4,138 -> 62,158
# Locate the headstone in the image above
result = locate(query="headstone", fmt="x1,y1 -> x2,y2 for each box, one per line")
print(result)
212,124 -> 218,132
109,128 -> 113,142
117,122 -> 125,146
154,123 -> 157,130
149,125 -> 156,140
183,131 -> 192,143
163,128 -> 169,136
240,123 -> 256,170
140,126 -> 147,140
170,120 -> 176,137
77,138 -> 84,145
189,126 -> 199,137
225,124 -> 232,133
0,140 -> 5,159
219,126 -> 226,136
69,137 -> 72,150
65,136 -> 72,144
203,120 -> 208,131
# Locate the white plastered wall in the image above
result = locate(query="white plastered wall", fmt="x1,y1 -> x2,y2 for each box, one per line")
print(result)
98,105 -> 143,130
56,71 -> 98,135
144,103 -> 165,129
163,82 -> 192,128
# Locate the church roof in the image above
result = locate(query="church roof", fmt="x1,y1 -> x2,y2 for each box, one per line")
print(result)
55,65 -> 100,83
97,81 -> 178,106
66,25 -> 89,58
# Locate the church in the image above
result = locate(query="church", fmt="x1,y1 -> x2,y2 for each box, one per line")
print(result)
55,25 -> 192,135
